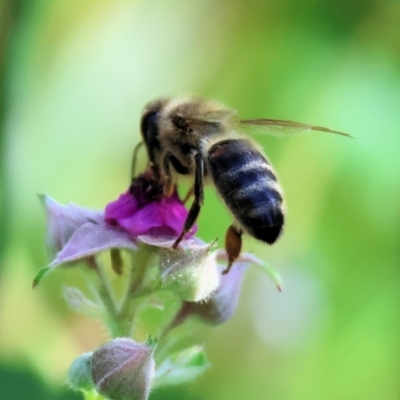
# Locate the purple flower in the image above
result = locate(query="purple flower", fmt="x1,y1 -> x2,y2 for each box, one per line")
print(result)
33,171 -> 209,292
105,171 -> 196,239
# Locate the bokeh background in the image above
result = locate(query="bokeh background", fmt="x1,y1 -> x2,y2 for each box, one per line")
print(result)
1,0 -> 399,399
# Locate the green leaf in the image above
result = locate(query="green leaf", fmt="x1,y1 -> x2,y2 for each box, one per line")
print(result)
67,352 -> 94,392
63,286 -> 107,321
145,335 -> 158,351
32,266 -> 51,288
153,346 -> 210,388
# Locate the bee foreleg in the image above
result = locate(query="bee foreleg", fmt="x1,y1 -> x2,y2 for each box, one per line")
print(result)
182,186 -> 194,204
163,151 -> 174,196
172,153 -> 204,249
163,151 -> 190,196
223,225 -> 243,274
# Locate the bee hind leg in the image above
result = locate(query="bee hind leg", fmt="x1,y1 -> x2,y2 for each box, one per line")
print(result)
223,225 -> 243,274
172,153 -> 204,249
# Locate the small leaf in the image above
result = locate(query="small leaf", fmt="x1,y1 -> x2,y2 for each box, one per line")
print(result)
63,286 -> 106,321
145,335 -> 158,351
153,346 -> 210,388
32,266 -> 51,288
67,352 -> 94,392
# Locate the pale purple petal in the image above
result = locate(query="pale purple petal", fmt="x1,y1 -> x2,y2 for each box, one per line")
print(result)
216,250 -> 282,291
51,222 -> 137,267
41,195 -> 103,254
137,235 -> 204,248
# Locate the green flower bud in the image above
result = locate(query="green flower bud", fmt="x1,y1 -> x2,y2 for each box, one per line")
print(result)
185,263 -> 248,325
160,242 -> 220,302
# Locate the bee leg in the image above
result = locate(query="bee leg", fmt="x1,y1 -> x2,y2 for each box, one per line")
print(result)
131,142 -> 143,180
163,151 -> 191,197
182,187 -> 194,204
223,225 -> 243,274
162,152 -> 175,197
172,153 -> 204,249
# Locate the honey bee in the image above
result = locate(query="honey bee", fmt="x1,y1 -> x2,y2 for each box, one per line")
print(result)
136,96 -> 349,273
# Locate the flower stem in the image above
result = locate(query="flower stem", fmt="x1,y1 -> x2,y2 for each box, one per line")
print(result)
113,245 -> 155,337
88,257 -> 119,336
130,245 -> 154,294
159,302 -> 189,340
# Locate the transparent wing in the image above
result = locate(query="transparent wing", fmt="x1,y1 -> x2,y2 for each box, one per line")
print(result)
188,109 -> 238,124
239,118 -> 351,138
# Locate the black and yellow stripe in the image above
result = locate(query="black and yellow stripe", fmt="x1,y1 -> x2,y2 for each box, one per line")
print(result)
208,138 -> 284,244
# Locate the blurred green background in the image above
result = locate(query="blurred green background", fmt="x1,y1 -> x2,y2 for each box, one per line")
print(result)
1,0 -> 399,399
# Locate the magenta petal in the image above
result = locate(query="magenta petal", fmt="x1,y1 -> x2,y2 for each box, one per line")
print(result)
104,182 -> 197,240
51,222 -> 137,267
161,195 -> 196,236
118,202 -> 164,237
105,192 -> 139,223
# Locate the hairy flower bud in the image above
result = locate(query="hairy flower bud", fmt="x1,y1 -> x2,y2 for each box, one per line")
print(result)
91,338 -> 155,400
184,263 -> 248,325
160,242 -> 220,302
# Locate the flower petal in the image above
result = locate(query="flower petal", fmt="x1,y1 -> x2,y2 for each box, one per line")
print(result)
137,234 -> 204,249
104,178 -> 196,240
51,222 -> 137,267
118,202 -> 165,237
161,193 -> 197,236
216,250 -> 282,291
41,195 -> 103,254
104,192 -> 139,223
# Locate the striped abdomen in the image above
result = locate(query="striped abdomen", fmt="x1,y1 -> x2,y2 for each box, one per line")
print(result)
208,138 -> 284,244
